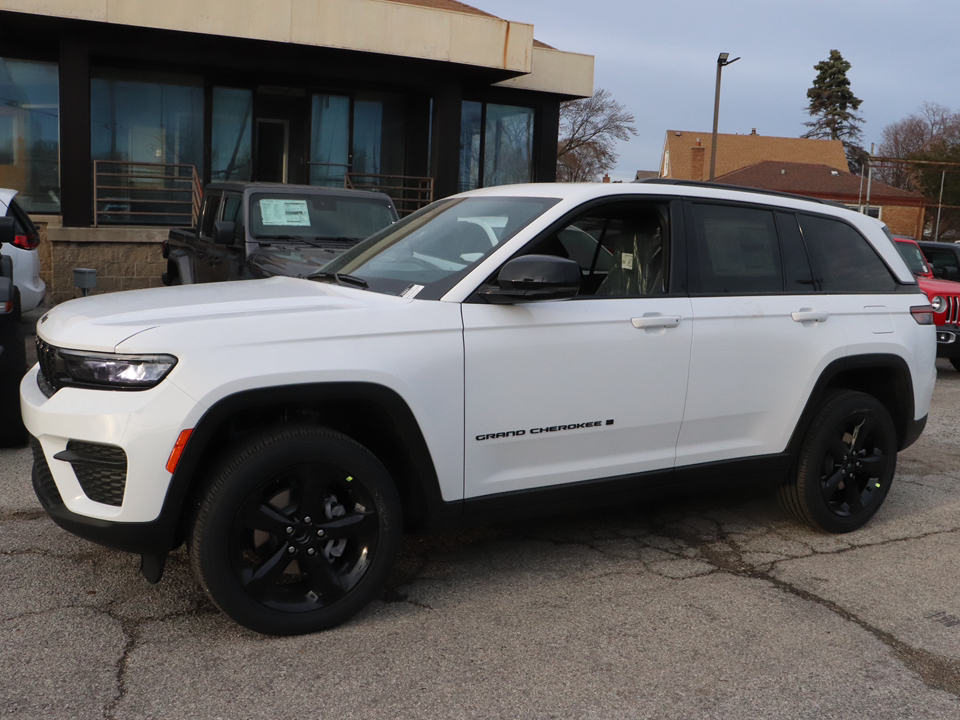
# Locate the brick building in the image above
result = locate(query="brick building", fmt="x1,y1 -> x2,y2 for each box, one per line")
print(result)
659,129 -> 926,238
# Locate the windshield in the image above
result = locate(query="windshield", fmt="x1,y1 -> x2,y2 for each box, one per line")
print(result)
311,196 -> 560,299
250,192 -> 396,243
895,241 -> 930,276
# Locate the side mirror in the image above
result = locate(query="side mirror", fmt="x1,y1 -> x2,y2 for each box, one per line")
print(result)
0,217 -> 14,247
479,254 -> 581,304
213,220 -> 236,246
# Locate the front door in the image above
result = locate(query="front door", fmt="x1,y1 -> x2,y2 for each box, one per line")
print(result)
462,199 -> 692,499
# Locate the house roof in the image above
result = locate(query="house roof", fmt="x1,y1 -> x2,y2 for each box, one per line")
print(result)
661,130 -> 847,181
715,161 -> 926,206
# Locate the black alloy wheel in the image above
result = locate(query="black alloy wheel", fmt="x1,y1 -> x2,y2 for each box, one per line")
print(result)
779,391 -> 897,533
191,426 -> 402,635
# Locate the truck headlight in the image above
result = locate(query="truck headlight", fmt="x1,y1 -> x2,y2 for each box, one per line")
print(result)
58,350 -> 178,389
931,296 -> 945,314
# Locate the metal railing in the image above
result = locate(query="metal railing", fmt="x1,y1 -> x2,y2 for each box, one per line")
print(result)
93,160 -> 203,227
345,173 -> 434,217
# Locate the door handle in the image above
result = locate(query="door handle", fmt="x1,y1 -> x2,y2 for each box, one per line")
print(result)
791,309 -> 829,323
631,315 -> 682,329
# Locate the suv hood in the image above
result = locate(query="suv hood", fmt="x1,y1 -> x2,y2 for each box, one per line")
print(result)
917,276 -> 960,295
37,276 -> 411,352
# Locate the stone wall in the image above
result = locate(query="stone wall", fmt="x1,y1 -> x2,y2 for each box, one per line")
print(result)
35,219 -> 167,305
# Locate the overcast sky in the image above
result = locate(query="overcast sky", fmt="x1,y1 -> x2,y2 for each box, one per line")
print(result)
475,0 -> 960,181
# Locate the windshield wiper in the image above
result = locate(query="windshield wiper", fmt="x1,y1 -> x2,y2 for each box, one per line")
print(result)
309,271 -> 368,289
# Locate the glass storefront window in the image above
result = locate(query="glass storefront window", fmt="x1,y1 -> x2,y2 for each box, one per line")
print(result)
0,58 -> 60,213
309,94 -> 350,187
91,69 -> 204,169
212,87 -> 252,182
459,101 -> 482,192
483,103 -> 534,187
91,69 -> 203,224
352,92 -> 406,184
459,101 -> 533,192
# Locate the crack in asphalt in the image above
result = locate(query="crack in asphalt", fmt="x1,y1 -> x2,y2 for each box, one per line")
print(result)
655,522 -> 960,700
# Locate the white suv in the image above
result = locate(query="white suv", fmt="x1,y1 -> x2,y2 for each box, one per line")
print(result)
21,181 -> 937,635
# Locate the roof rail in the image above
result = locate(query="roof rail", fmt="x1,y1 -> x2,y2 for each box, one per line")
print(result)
634,178 -> 847,209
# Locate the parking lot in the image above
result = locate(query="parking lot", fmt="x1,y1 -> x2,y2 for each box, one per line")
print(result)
4,325 -> 960,718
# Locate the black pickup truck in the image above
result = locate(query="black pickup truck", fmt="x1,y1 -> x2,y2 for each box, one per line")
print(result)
162,182 -> 398,285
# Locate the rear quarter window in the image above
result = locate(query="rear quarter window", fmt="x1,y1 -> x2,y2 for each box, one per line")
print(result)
798,214 -> 898,293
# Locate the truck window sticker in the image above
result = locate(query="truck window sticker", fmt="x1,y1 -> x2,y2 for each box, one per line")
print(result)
259,199 -> 311,227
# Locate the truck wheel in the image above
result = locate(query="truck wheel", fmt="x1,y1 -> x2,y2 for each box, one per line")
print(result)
779,391 -> 896,533
190,425 -> 402,635
0,312 -> 28,447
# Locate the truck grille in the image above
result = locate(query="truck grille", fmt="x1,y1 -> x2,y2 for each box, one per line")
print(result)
945,296 -> 960,325
35,337 -> 61,397
54,441 -> 128,507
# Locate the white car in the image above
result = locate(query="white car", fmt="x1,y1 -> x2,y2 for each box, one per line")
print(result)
0,188 -> 46,317
21,181 -> 937,635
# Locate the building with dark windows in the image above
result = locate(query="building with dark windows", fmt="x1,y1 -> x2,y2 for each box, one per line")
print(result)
0,0 -> 593,300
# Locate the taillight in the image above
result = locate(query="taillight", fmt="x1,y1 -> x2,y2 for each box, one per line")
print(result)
911,304 -> 935,325
12,233 -> 40,250
161,241 -> 170,259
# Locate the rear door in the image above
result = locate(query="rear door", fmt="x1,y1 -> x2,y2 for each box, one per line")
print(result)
677,201 -> 847,466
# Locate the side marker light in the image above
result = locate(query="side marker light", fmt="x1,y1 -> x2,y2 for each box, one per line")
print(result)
166,429 -> 194,474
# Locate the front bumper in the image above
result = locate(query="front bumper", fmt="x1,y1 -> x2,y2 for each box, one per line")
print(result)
936,325 -> 960,357
21,365 -> 203,554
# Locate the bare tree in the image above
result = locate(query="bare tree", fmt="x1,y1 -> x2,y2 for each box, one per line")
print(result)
557,88 -> 637,182
876,103 -> 960,189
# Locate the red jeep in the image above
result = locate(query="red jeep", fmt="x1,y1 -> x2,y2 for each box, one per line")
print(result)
894,236 -> 960,370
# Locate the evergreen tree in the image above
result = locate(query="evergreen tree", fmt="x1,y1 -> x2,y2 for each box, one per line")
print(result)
802,50 -> 865,172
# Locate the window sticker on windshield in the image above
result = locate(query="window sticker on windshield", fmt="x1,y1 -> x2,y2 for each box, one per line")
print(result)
621,253 -> 634,270
400,284 -> 424,299
259,199 -> 311,226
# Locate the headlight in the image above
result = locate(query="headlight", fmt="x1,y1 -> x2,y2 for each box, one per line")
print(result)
55,349 -> 177,389
931,296 -> 945,314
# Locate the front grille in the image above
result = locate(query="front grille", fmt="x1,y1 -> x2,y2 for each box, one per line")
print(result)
31,438 -> 64,509
946,296 -> 960,325
55,441 -> 128,507
36,337 -> 60,397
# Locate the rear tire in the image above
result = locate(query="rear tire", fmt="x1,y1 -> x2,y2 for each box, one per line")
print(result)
779,391 -> 896,533
190,425 -> 402,635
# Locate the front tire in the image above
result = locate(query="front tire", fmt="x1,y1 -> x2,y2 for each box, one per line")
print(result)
779,391 -> 897,533
190,426 -> 402,635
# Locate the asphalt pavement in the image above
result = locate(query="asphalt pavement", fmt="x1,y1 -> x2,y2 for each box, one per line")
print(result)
3,353 -> 960,718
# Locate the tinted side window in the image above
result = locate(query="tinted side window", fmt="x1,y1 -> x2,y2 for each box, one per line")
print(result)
200,193 -> 222,239
798,214 -> 897,293
222,194 -> 244,244
776,212 -> 815,294
526,201 -> 668,298
689,203 -> 782,295
923,249 -> 959,276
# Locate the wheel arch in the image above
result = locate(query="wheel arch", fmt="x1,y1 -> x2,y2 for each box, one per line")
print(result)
786,354 -> 918,456
165,382 -> 450,549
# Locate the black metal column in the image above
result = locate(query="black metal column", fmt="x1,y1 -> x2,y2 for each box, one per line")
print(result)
430,82 -> 463,200
58,40 -> 92,227
535,101 -> 560,183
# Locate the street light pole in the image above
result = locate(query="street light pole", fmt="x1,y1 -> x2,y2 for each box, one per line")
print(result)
709,52 -> 739,181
